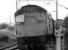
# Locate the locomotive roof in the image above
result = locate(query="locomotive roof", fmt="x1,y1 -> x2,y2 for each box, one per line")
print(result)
15,5 -> 47,17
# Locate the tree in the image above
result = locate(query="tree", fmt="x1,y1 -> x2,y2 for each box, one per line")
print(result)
63,16 -> 68,28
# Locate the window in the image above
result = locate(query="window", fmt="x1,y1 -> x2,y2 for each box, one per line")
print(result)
16,14 -> 24,25
36,13 -> 47,23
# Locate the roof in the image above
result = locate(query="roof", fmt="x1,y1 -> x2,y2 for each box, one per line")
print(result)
15,4 -> 47,17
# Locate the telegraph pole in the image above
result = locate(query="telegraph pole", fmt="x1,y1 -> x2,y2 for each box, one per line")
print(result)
55,0 -> 62,50
56,0 -> 58,20
16,0 -> 20,10
27,0 -> 28,4
16,0 -> 17,10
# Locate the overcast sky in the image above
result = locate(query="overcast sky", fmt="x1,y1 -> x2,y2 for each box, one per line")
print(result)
0,0 -> 68,25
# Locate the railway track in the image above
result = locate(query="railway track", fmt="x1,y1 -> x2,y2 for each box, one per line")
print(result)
0,42 -> 19,50
3,44 -> 18,50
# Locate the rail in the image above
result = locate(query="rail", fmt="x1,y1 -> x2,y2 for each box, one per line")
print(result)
0,42 -> 18,50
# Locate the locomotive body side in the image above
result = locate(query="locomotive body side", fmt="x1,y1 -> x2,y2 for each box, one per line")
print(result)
15,5 -> 54,37
47,13 -> 54,34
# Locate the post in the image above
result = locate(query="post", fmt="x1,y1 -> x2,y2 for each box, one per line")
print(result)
16,0 -> 20,10
56,0 -> 58,20
55,0 -> 62,50
55,26 -> 63,50
56,34 -> 62,50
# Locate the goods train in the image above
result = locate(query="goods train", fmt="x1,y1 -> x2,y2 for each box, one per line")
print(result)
15,5 -> 55,37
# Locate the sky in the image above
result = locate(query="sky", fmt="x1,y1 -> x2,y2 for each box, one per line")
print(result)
0,0 -> 68,25
0,0 -> 16,25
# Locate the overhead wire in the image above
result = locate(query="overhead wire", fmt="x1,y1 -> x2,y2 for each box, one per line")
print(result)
50,0 -> 68,9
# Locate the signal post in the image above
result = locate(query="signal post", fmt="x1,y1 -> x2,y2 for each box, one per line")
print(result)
55,26 -> 63,50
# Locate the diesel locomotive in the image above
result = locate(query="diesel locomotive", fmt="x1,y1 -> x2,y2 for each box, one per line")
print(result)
15,5 -> 55,50
15,5 -> 54,37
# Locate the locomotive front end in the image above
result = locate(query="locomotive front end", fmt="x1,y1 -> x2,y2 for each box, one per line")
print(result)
15,5 -> 55,50
15,5 -> 54,37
